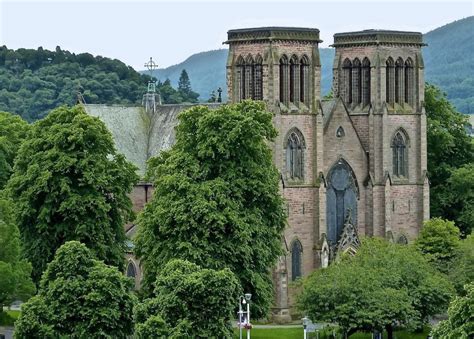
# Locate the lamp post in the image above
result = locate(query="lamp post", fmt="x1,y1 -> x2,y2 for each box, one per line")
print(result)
244,293 -> 252,339
302,316 -> 309,339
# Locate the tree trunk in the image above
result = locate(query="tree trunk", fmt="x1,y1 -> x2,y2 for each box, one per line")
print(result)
386,324 -> 394,339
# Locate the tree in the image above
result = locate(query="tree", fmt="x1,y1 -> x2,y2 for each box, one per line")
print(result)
298,238 -> 454,338
450,234 -> 474,295
136,101 -> 286,318
425,84 -> 474,236
134,259 -> 240,338
415,218 -> 461,273
0,111 -> 29,189
177,69 -> 199,103
0,196 -> 35,318
14,241 -> 135,339
431,282 -> 474,338
6,105 -> 138,283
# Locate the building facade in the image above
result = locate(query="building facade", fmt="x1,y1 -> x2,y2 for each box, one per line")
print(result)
224,27 -> 429,321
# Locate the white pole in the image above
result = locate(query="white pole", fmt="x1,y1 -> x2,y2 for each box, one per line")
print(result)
304,328 -> 307,339
247,300 -> 250,339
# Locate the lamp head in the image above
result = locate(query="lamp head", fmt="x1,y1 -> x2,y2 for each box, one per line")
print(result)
244,293 -> 252,301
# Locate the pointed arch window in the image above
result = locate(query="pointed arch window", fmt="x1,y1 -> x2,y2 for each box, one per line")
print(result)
291,240 -> 303,281
362,58 -> 371,106
397,234 -> 408,245
404,58 -> 414,106
126,261 -> 136,278
286,129 -> 305,180
395,57 -> 404,104
289,55 -> 299,104
236,56 -> 245,102
386,57 -> 395,104
300,55 -> 310,104
254,55 -> 263,100
392,130 -> 408,177
352,58 -> 362,105
343,58 -> 352,104
279,55 -> 289,104
244,55 -> 254,100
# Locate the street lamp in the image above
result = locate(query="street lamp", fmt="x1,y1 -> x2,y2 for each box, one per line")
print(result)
302,316 -> 310,339
237,293 -> 252,339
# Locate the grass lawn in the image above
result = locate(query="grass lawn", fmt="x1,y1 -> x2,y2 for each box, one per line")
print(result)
0,310 -> 20,326
233,327 -> 431,339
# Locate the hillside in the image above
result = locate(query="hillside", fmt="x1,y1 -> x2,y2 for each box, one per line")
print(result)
151,16 -> 474,113
0,46 -> 153,122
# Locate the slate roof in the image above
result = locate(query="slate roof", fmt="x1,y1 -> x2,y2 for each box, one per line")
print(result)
84,103 -> 222,176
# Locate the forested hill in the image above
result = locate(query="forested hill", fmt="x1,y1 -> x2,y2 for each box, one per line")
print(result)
0,46 -> 152,122
151,16 -> 474,113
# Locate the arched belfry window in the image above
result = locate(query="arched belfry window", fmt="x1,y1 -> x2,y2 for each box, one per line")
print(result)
300,55 -> 310,104
352,58 -> 362,105
392,130 -> 408,177
386,57 -> 395,105
362,58 -> 371,106
342,58 -> 352,104
126,261 -> 136,278
291,239 -> 303,281
279,55 -> 289,104
254,54 -> 263,100
404,58 -> 414,106
236,56 -> 245,102
286,128 -> 305,180
289,55 -> 299,104
395,57 -> 404,104
244,55 -> 254,100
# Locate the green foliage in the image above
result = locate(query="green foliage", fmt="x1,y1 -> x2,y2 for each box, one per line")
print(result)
298,238 -> 454,335
5,105 -> 139,282
0,45 -> 153,122
0,112 -> 30,189
14,241 -> 136,339
136,101 -> 286,318
178,69 -> 199,103
134,259 -> 240,338
0,197 -> 35,316
415,218 -> 461,273
431,282 -> 474,338
450,234 -> 474,295
425,84 -> 474,236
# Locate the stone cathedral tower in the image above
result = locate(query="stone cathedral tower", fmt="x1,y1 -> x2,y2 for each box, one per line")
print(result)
226,27 -> 428,321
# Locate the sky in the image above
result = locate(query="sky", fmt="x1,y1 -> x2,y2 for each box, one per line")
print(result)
1,0 -> 472,70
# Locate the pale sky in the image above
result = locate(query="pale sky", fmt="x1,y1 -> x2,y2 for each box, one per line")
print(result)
1,0 -> 473,70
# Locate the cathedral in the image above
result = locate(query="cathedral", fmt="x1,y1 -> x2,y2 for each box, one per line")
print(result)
85,26 -> 429,321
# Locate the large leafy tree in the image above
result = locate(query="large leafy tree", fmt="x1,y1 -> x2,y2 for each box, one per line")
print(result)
14,241 -> 136,338
135,101 -> 286,318
431,282 -> 474,338
0,111 -> 30,189
0,196 -> 35,317
134,259 -> 240,338
6,105 -> 138,282
425,84 -> 474,236
415,218 -> 461,273
298,238 -> 453,338
450,234 -> 474,295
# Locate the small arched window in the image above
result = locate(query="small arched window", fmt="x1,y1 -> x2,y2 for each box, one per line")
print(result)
289,55 -> 299,104
397,234 -> 408,245
352,58 -> 362,105
343,58 -> 352,104
279,55 -> 289,104
236,56 -> 245,102
392,130 -> 408,177
300,55 -> 310,104
254,54 -> 263,100
336,126 -> 345,138
286,129 -> 305,180
362,57 -> 371,106
386,57 -> 395,104
291,240 -> 303,281
126,261 -> 136,278
395,57 -> 404,104
404,58 -> 414,106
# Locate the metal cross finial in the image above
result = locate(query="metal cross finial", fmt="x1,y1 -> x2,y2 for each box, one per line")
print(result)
144,57 -> 158,78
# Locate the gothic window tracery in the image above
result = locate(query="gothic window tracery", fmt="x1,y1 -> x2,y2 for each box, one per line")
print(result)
343,58 -> 352,104
352,58 -> 362,105
289,55 -> 299,104
254,54 -> 263,100
404,58 -> 414,106
362,57 -> 371,106
395,57 -> 404,104
392,130 -> 408,177
300,55 -> 310,104
126,261 -> 136,278
244,55 -> 254,100
279,55 -> 289,104
286,128 -> 305,180
291,239 -> 303,281
386,57 -> 395,104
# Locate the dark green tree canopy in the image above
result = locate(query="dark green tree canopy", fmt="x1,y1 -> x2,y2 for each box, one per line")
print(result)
134,259 -> 240,338
298,238 -> 453,337
177,69 -> 199,103
425,84 -> 474,235
136,101 -> 286,318
0,111 -> 30,189
14,241 -> 136,338
6,105 -> 138,282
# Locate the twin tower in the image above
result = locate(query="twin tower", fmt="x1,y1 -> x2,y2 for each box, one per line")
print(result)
225,27 -> 429,320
